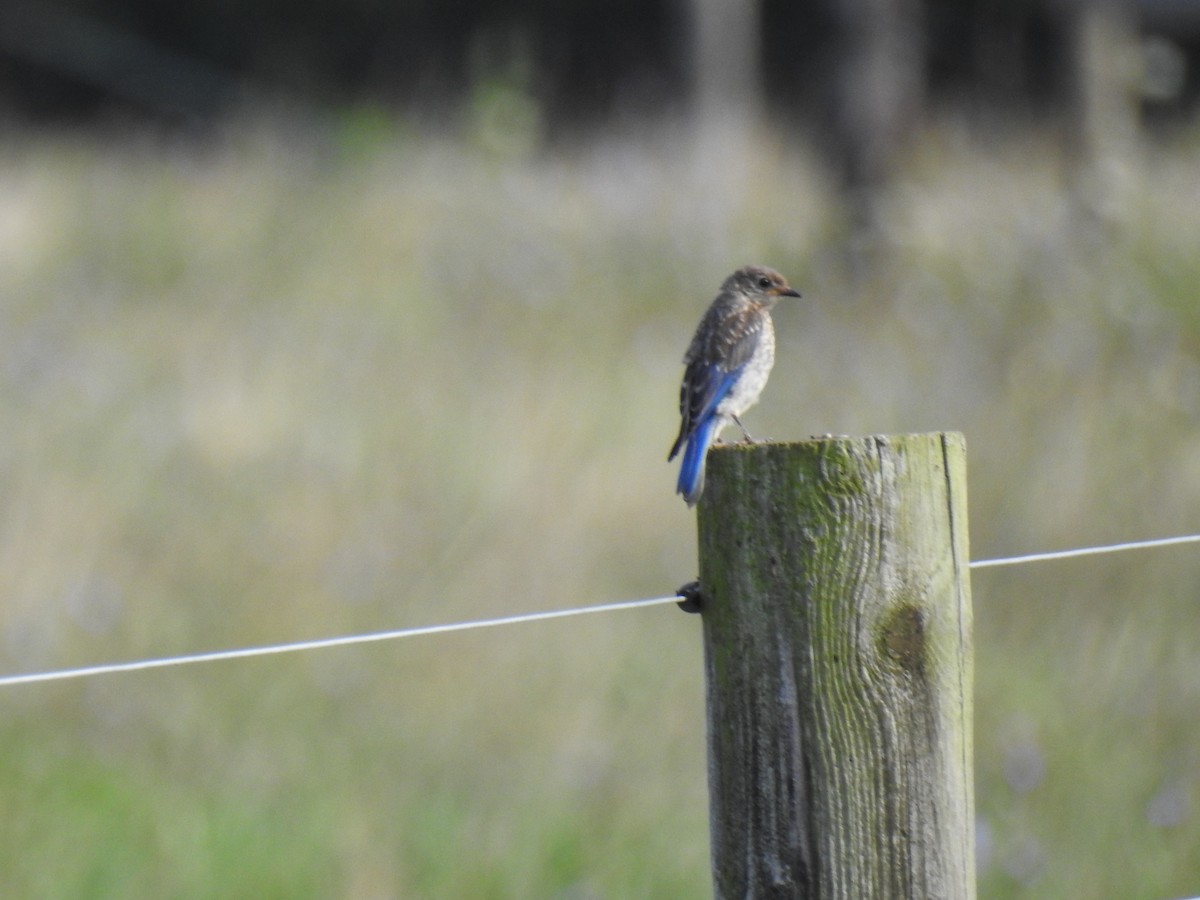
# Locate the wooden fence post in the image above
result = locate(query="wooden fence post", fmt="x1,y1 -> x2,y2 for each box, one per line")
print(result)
696,433 -> 974,899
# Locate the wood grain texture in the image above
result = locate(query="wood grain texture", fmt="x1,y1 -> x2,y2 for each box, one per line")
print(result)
697,433 -> 974,900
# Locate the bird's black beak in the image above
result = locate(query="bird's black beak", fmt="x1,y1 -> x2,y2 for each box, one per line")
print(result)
779,287 -> 801,298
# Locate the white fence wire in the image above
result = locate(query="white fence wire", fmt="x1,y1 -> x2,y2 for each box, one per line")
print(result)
2,533 -> 1198,689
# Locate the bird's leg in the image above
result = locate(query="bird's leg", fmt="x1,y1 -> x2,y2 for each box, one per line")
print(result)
732,415 -> 756,443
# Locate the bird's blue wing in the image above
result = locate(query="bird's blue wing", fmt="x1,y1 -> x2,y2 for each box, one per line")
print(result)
670,360 -> 742,461
671,310 -> 764,450
669,295 -> 768,463
696,368 -> 741,422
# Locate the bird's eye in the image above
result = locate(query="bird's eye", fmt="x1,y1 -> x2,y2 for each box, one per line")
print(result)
757,276 -> 772,289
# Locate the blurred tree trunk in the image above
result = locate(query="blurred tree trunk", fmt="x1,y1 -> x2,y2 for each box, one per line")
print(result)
825,0 -> 926,228
684,0 -> 764,258
688,0 -> 763,133
1057,0 -> 1141,219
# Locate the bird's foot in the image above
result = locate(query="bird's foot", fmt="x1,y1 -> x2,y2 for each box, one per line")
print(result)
732,415 -> 756,443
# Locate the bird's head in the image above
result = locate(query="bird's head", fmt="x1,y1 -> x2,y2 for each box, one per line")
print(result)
726,265 -> 802,303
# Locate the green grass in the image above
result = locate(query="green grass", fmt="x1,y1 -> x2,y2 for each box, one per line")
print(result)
1,116 -> 1199,897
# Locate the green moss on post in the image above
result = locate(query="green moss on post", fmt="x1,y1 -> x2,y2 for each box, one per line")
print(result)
697,433 -> 974,900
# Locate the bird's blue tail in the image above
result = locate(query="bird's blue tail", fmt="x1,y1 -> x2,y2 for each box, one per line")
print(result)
677,415 -> 720,507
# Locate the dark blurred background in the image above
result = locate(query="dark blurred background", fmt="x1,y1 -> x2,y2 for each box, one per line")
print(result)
4,1 -> 1200,175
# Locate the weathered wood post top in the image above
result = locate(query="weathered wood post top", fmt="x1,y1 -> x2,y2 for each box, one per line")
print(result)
695,432 -> 974,900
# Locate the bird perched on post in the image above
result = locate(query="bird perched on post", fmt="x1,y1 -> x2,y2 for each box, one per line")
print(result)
669,265 -> 802,506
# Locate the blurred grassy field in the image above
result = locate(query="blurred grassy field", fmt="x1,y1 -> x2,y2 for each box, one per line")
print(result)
1,113 -> 1199,898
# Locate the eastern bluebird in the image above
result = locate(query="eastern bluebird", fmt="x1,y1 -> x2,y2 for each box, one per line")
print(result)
668,265 -> 802,506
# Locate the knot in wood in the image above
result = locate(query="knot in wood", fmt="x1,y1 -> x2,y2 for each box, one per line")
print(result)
881,603 -> 927,677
